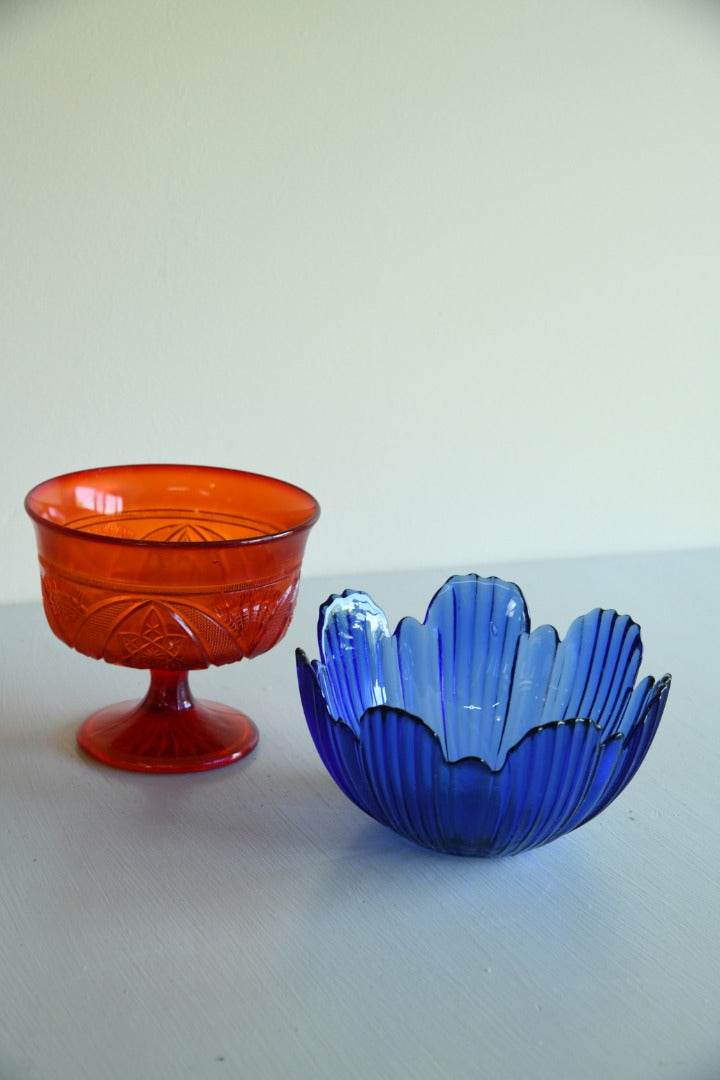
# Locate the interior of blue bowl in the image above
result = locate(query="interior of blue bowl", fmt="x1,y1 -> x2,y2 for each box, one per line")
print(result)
314,575 -> 655,771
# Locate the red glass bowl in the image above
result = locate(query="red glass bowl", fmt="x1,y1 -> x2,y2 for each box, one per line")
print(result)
26,464 -> 319,773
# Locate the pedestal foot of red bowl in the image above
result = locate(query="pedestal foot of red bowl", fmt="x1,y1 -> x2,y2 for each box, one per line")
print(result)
75,670 -> 259,773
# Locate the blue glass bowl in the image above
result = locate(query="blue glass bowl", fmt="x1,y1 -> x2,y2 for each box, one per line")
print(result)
296,575 -> 671,856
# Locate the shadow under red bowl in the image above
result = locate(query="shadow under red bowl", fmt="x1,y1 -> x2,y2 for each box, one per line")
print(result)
25,464 -> 319,773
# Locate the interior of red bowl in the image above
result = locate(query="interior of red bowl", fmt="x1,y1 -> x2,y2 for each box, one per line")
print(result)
25,464 -> 320,545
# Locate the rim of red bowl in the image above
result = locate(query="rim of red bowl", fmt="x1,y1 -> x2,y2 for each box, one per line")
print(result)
24,463 -> 321,550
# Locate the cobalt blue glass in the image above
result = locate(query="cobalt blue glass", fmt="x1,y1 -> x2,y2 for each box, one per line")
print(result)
296,575 -> 671,856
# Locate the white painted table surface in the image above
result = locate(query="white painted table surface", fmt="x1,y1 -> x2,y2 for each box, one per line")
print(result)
2,550 -> 719,1080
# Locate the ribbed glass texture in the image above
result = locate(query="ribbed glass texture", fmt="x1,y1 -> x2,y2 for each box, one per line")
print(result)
296,575 -> 671,856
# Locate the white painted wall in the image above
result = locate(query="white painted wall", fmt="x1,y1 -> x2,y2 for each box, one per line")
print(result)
3,0 -> 719,603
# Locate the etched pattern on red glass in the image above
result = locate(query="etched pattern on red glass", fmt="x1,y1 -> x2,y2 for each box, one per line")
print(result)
39,561 -> 301,668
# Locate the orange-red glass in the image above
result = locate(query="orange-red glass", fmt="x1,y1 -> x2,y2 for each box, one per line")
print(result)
26,464 -> 320,773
